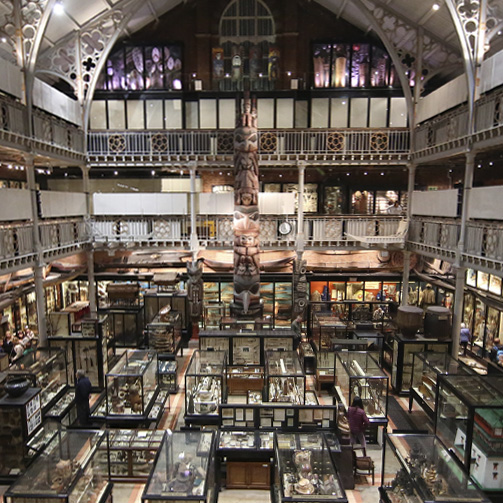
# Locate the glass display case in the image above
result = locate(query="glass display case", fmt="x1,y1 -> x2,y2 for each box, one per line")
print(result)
0,388 -> 43,481
334,351 -> 388,421
380,432 -> 490,503
142,430 -> 216,503
315,350 -> 335,393
98,429 -> 164,481
198,330 -> 294,366
9,348 -> 68,413
435,374 -> 503,492
158,356 -> 178,393
3,429 -> 112,503
48,315 -> 114,389
146,310 -> 182,355
299,341 -> 316,375
409,351 -> 475,418
272,432 -> 347,503
203,302 -> 226,329
185,350 -> 227,423
265,350 -> 306,405
390,334 -> 451,395
351,329 -> 385,365
105,349 -> 159,419
144,290 -> 188,331
227,366 -> 264,395
106,305 -> 144,347
312,314 -> 348,351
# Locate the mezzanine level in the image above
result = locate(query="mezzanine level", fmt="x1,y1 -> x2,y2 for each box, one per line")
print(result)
2,214 -> 503,277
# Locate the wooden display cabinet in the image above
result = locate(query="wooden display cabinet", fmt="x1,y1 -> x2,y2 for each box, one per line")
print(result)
227,366 -> 264,395
227,461 -> 271,489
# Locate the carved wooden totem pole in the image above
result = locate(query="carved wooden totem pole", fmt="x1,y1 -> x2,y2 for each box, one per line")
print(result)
293,258 -> 308,318
187,257 -> 204,320
232,96 -> 261,317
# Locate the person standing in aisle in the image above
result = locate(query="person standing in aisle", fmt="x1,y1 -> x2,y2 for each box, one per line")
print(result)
291,315 -> 303,350
75,369 -> 92,426
459,323 -> 471,355
347,396 -> 370,456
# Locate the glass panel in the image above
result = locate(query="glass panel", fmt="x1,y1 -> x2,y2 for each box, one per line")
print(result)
126,100 -> 144,129
332,44 -> 350,87
311,98 -> 330,127
107,48 -> 125,91
389,97 -> 407,127
330,97 -> 349,127
257,98 -> 274,128
185,101 -> 199,129
200,99 -> 217,129
323,185 -> 345,214
370,46 -> 389,87
145,46 -> 164,89
164,45 -> 183,90
351,189 -> 373,214
349,97 -> 368,127
276,98 -> 294,128
145,100 -> 163,129
89,101 -> 106,129
221,282 -> 234,306
486,307 -> 500,352
219,99 -> 236,128
369,97 -> 387,127
313,43 -> 331,88
125,46 -> 144,90
478,271 -> 489,291
473,299 -> 487,351
165,99 -> 183,129
364,281 -> 382,301
294,100 -> 308,128
375,190 -> 399,214
261,282 -> 274,319
383,281 -> 400,302
351,43 -> 370,87
275,282 -> 292,327
466,268 -> 477,287
107,100 -> 125,129
347,281 -> 363,301
489,275 -> 502,295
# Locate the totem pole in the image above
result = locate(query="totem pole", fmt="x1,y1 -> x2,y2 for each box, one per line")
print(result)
232,95 -> 261,317
292,258 -> 308,318
187,258 -> 204,320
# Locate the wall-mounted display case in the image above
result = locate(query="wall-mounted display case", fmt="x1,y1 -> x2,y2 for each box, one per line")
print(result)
47,301 -> 90,335
0,388 -> 43,481
146,310 -> 182,355
435,374 -> 503,493
142,430 -> 216,503
198,330 -> 294,366
272,432 -> 347,503
409,351 -> 475,419
334,351 -> 388,422
380,432 -> 490,503
3,429 -> 112,503
98,429 -> 164,482
227,366 -> 264,395
48,315 -> 114,389
9,348 -> 69,414
105,349 -> 159,420
219,403 -> 338,431
185,350 -> 227,424
203,302 -> 226,329
265,350 -> 306,405
389,334 -> 451,395
106,305 -> 144,347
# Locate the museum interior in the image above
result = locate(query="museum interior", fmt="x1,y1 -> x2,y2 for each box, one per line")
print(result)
0,0 -> 503,502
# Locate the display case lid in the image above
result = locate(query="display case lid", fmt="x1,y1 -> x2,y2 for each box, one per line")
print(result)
187,349 -> 227,375
385,432 -> 491,503
9,347 -> 66,375
143,431 -> 214,500
266,350 -> 304,376
413,351 -> 475,375
5,430 -> 106,498
337,351 -> 385,378
274,432 -> 346,500
107,349 -> 156,376
439,375 -> 503,406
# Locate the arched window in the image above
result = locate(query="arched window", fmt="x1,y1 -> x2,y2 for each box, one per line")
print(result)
215,0 -> 277,91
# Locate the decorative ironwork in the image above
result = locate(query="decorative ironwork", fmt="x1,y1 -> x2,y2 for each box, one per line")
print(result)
259,131 -> 277,151
217,132 -> 233,153
150,133 -> 168,153
370,132 -> 389,151
232,95 -> 261,317
108,134 -> 126,153
327,132 -> 345,151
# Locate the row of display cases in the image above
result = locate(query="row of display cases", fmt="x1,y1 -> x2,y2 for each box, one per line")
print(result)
218,403 -> 339,431
198,329 -> 295,366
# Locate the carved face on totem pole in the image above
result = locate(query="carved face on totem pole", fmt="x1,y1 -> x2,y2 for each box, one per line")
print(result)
232,96 -> 260,317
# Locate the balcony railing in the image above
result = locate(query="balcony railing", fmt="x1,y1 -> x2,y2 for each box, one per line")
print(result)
0,94 -> 85,160
87,128 -> 410,165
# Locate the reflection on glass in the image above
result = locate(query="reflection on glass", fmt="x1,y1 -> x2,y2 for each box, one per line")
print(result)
351,43 -> 370,87
164,45 -> 183,90
324,186 -> 345,214
313,44 -> 331,88
126,47 -> 144,90
145,46 -> 164,89
351,190 -> 373,214
107,49 -> 125,91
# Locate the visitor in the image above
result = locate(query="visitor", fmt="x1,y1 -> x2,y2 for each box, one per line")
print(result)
490,338 -> 503,363
2,331 -> 13,357
348,396 -> 370,456
291,315 -> 303,350
11,336 -> 24,362
460,323 -> 471,355
387,200 -> 403,215
75,369 -> 92,426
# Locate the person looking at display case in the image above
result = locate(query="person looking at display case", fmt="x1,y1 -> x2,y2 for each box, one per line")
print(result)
460,323 -> 471,356
490,338 -> 503,363
348,395 -> 369,456
11,336 -> 24,362
2,330 -> 13,358
291,315 -> 303,350
75,369 -> 92,426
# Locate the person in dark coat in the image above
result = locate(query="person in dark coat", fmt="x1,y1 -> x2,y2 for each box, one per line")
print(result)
75,369 -> 92,426
347,396 -> 370,455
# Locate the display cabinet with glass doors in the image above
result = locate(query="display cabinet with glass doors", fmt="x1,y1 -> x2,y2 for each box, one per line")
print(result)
185,350 -> 227,424
146,310 -> 182,355
315,350 -> 335,393
265,350 -> 306,404
203,302 -> 226,329
272,432 -> 347,503
142,430 -> 216,503
390,333 -> 451,395
409,351 -> 475,418
0,388 -> 44,482
106,304 -> 144,347
334,351 -> 388,421
9,347 -> 69,413
311,313 -> 348,351
380,432 -> 491,503
96,429 -> 164,482
144,289 -> 188,330
435,374 -> 503,493
104,349 -> 159,420
158,355 -> 178,393
3,429 -> 112,503
227,366 -> 264,395
48,315 -> 114,389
